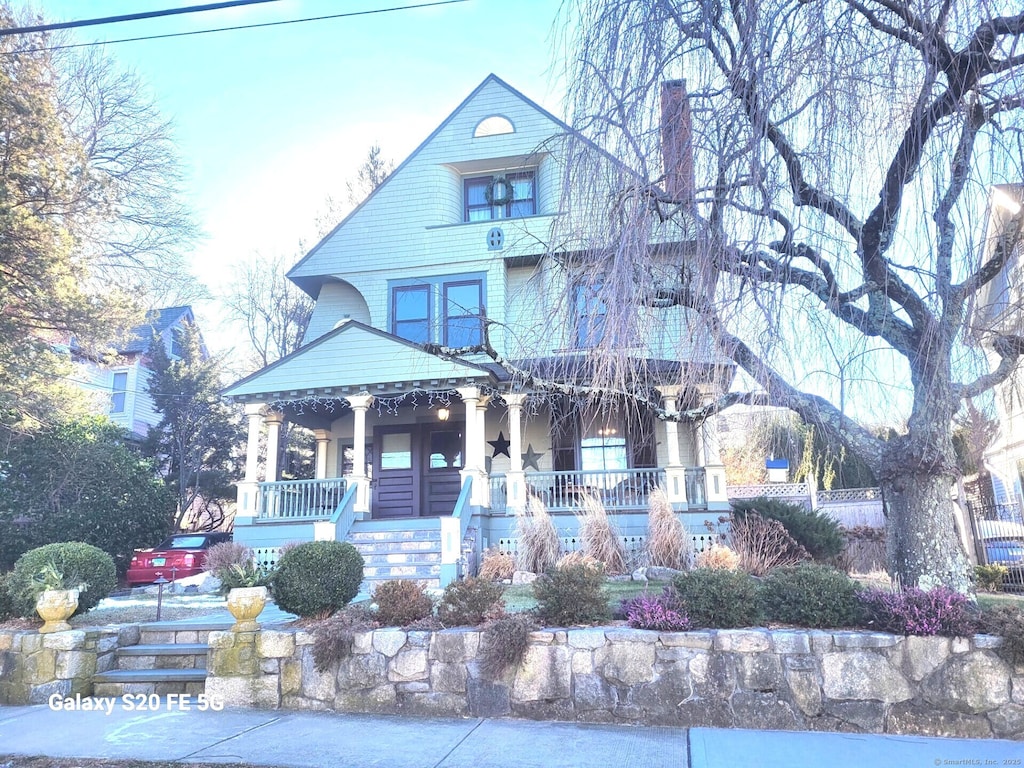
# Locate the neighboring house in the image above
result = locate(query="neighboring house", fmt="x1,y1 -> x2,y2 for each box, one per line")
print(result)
69,306 -> 203,440
223,75 -> 733,588
975,185 -> 1024,512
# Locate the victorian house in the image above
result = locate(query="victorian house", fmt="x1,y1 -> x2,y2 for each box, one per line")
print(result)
223,75 -> 732,588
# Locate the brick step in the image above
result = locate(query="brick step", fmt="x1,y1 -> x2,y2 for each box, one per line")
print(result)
348,530 -> 441,543
137,620 -> 231,645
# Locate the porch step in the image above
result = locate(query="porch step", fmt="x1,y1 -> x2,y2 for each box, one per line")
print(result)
348,522 -> 442,589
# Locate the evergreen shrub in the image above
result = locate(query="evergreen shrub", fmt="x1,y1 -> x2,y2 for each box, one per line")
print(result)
372,579 -> 433,626
758,563 -> 862,628
533,562 -> 608,626
672,567 -> 760,628
437,576 -> 504,626
270,541 -> 363,618
9,542 -> 116,617
731,497 -> 844,561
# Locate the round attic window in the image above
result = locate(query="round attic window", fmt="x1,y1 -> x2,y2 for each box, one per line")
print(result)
474,116 -> 514,137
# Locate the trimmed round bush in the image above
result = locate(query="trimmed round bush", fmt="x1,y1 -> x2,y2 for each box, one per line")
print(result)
672,567 -> 760,628
533,562 -> 608,626
9,542 -> 116,617
437,576 -> 505,626
758,564 -> 862,628
270,541 -> 364,618
373,580 -> 433,626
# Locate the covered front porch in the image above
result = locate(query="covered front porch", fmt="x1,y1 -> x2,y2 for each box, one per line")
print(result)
223,321 -> 730,585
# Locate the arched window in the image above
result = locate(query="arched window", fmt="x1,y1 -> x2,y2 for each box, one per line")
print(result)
473,115 -> 514,137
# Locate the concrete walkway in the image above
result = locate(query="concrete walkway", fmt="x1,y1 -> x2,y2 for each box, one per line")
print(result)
1,704 -> 1021,767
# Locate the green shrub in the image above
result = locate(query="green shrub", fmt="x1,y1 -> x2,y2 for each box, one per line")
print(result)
373,580 -> 433,626
980,605 -> 1024,665
437,576 -> 505,626
0,572 -> 15,620
975,564 -> 1008,592
758,564 -> 862,628
270,541 -> 364,618
312,604 -> 379,672
533,562 -> 608,626
9,542 -> 116,617
480,613 -> 538,678
731,497 -> 843,562
672,567 -> 761,628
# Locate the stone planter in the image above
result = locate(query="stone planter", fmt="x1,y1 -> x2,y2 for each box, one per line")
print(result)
35,589 -> 79,634
226,586 -> 268,632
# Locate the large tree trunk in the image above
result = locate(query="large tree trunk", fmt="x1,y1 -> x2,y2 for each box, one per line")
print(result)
879,469 -> 972,595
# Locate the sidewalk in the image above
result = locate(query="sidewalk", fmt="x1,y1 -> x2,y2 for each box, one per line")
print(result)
1,703 -> 1020,767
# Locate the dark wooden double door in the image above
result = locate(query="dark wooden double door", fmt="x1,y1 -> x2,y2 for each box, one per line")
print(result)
372,422 -> 465,518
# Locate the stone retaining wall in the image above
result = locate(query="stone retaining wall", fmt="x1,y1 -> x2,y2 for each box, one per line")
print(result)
0,626 -> 138,705
206,626 -> 1024,739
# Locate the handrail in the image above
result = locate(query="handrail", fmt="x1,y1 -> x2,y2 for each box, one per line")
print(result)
330,482 -> 360,541
452,474 -> 474,543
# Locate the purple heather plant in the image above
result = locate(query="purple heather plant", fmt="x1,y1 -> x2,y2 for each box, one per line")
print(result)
858,586 -> 978,637
623,589 -> 691,632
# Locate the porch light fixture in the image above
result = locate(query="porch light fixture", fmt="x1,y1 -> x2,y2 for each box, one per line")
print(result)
437,406 -> 451,422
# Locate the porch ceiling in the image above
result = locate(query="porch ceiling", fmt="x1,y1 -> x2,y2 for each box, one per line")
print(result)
222,320 -> 496,403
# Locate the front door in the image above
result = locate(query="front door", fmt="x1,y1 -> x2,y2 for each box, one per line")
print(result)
373,426 -> 418,518
422,423 -> 465,516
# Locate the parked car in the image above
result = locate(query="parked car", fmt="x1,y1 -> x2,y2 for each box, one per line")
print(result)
977,520 -> 1024,590
126,532 -> 232,585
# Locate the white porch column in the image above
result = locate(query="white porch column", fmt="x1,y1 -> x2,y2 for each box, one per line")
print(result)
697,399 -> 728,505
346,394 -> 374,514
657,386 -> 688,505
264,410 -> 285,483
504,393 -> 527,512
236,403 -> 265,524
243,403 -> 264,483
457,386 -> 489,506
314,429 -> 331,480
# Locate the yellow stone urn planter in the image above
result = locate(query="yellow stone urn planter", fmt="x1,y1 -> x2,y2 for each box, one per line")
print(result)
35,588 -> 79,634
226,586 -> 268,632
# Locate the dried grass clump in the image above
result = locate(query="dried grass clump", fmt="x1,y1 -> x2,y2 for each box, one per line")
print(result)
312,604 -> 378,671
480,613 -> 539,678
695,544 -> 740,570
556,550 -> 603,570
203,541 -> 252,574
728,513 -> 810,576
575,493 -> 626,574
645,488 -> 693,570
478,547 -> 516,581
514,496 -> 560,574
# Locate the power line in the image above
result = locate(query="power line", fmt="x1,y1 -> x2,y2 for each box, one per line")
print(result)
0,0 -> 284,37
2,0 -> 470,54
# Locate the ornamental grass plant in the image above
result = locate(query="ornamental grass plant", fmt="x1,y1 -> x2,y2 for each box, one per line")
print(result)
645,488 -> 693,570
575,493 -> 626,574
514,496 -> 560,574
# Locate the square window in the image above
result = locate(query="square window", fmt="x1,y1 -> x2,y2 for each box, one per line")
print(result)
390,276 -> 485,347
463,171 -> 536,222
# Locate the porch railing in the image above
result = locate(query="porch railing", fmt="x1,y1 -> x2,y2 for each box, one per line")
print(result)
684,468 -> 707,508
257,477 -> 348,520
489,468 -> 666,512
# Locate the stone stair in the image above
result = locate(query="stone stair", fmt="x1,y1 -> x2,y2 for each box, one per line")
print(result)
347,521 -> 442,590
92,620 -> 225,697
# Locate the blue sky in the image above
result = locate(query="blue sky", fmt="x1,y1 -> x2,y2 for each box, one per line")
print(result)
32,0 -> 567,361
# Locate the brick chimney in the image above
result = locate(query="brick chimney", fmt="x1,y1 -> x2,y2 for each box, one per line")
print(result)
661,79 -> 695,209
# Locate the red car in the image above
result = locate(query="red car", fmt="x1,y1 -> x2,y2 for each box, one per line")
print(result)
126,532 -> 232,585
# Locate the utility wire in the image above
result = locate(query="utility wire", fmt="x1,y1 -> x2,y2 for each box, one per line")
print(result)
0,0 -> 284,37
2,0 -> 470,54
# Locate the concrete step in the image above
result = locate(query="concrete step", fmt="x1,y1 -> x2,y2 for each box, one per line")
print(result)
115,643 -> 208,671
92,668 -> 207,697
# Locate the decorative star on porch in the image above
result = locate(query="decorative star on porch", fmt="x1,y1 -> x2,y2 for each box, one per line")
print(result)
522,444 -> 544,471
488,431 -> 511,458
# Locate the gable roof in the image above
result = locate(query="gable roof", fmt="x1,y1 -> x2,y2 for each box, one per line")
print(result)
120,305 -> 194,354
222,320 -> 497,401
286,74 -> 617,297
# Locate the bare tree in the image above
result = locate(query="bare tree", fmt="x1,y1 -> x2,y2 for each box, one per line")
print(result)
346,143 -> 395,207
554,0 -> 1024,593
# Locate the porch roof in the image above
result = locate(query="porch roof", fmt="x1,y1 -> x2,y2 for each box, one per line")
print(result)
222,320 -> 497,402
